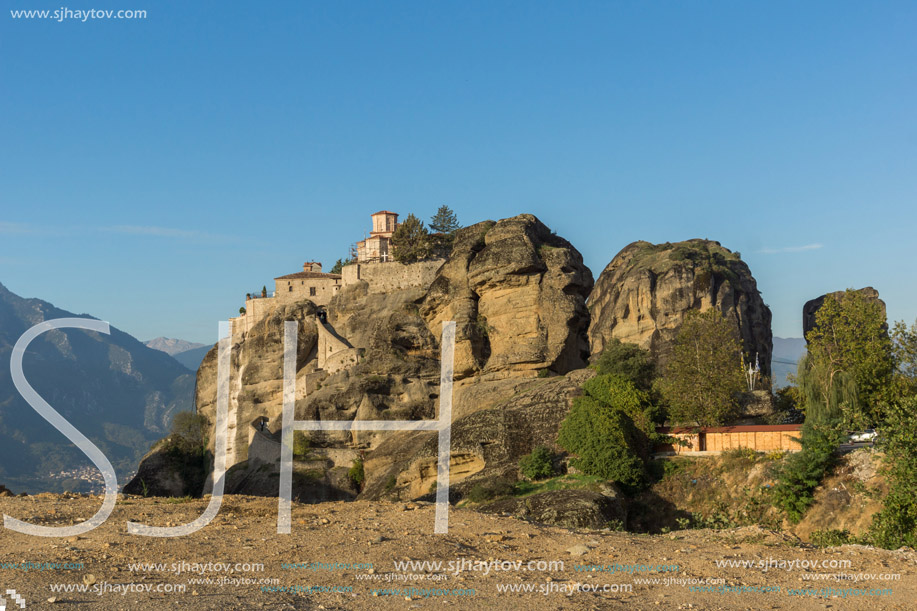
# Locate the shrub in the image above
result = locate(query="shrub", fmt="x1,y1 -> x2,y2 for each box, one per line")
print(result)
869,398 -> 917,549
557,374 -> 658,491
466,478 -> 516,503
810,529 -> 857,548
771,420 -> 843,522
348,459 -> 365,488
292,432 -> 310,458
519,446 -> 555,480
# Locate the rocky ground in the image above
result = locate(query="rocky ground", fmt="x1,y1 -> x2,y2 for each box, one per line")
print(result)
0,494 -> 914,610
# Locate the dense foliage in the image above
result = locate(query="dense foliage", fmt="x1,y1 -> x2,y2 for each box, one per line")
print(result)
870,397 -> 917,548
592,338 -> 656,392
329,257 -> 356,274
657,309 -> 745,426
805,290 -> 894,426
771,419 -> 844,523
390,213 -> 433,262
518,446 -> 556,480
557,374 -> 657,491
168,412 -> 208,455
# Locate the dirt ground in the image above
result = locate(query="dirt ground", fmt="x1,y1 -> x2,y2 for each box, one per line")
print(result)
0,494 -> 914,610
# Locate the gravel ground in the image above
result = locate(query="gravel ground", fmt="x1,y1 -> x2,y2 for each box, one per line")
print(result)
0,494 -> 914,610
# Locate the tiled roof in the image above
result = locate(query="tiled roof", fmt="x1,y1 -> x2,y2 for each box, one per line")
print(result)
372,210 -> 398,216
275,271 -> 342,280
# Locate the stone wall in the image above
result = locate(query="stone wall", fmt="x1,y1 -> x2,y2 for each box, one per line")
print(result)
231,296 -> 279,335
341,259 -> 444,293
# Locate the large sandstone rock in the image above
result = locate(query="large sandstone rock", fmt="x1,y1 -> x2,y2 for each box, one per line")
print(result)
360,369 -> 595,502
588,239 -> 773,376
802,287 -> 886,341
196,301 -> 320,469
421,214 -> 593,382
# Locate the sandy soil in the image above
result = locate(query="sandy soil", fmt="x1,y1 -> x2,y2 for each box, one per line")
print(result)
0,494 -> 914,610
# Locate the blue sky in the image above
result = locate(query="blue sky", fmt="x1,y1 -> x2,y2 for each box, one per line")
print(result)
1,1 -> 915,345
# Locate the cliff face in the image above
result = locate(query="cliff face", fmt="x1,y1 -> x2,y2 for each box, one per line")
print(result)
802,287 -> 886,341
588,240 -> 773,377
421,214 -> 594,381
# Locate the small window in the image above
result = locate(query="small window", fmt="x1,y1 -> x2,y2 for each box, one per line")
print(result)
309,287 -> 316,296
288,286 -> 292,292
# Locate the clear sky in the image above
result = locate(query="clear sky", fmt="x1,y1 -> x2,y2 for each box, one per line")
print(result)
1,1 -> 915,345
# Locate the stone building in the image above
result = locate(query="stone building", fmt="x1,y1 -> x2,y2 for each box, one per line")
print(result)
356,210 -> 399,262
274,261 -> 342,306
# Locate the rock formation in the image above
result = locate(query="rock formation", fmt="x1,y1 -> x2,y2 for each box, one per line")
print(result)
138,214 -> 594,501
588,239 -> 773,377
802,287 -> 886,341
421,214 -> 594,381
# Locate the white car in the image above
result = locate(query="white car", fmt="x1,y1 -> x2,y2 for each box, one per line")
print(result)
848,429 -> 878,443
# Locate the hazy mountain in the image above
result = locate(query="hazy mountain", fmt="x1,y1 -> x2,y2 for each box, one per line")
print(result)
0,282 -> 195,493
771,337 -> 807,388
145,337 -> 206,356
172,345 -> 213,371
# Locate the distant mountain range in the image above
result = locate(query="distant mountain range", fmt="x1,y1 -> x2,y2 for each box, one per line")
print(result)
0,282 -> 195,493
146,337 -> 212,371
145,337 -> 206,356
771,337 -> 807,387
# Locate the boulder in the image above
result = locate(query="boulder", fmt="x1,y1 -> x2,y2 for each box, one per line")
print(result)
123,438 -> 209,497
588,239 -> 772,376
479,489 -> 626,530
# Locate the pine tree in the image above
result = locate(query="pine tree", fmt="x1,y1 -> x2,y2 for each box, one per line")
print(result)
429,205 -> 460,234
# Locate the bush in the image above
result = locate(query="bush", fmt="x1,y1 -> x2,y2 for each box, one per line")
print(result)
466,478 -> 516,503
519,446 -> 555,480
810,529 -> 857,548
869,398 -> 917,549
292,431 -> 310,458
348,459 -> 365,488
771,421 -> 843,522
557,374 -> 658,491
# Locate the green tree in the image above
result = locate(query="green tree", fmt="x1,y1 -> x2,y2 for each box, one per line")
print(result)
805,290 -> 894,426
429,205 -> 460,234
795,353 -> 858,425
592,338 -> 656,392
329,257 -> 356,275
557,374 -> 657,491
390,213 -> 432,262
869,397 -> 917,548
429,206 -> 461,257
891,319 -> 917,392
657,309 -> 745,426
